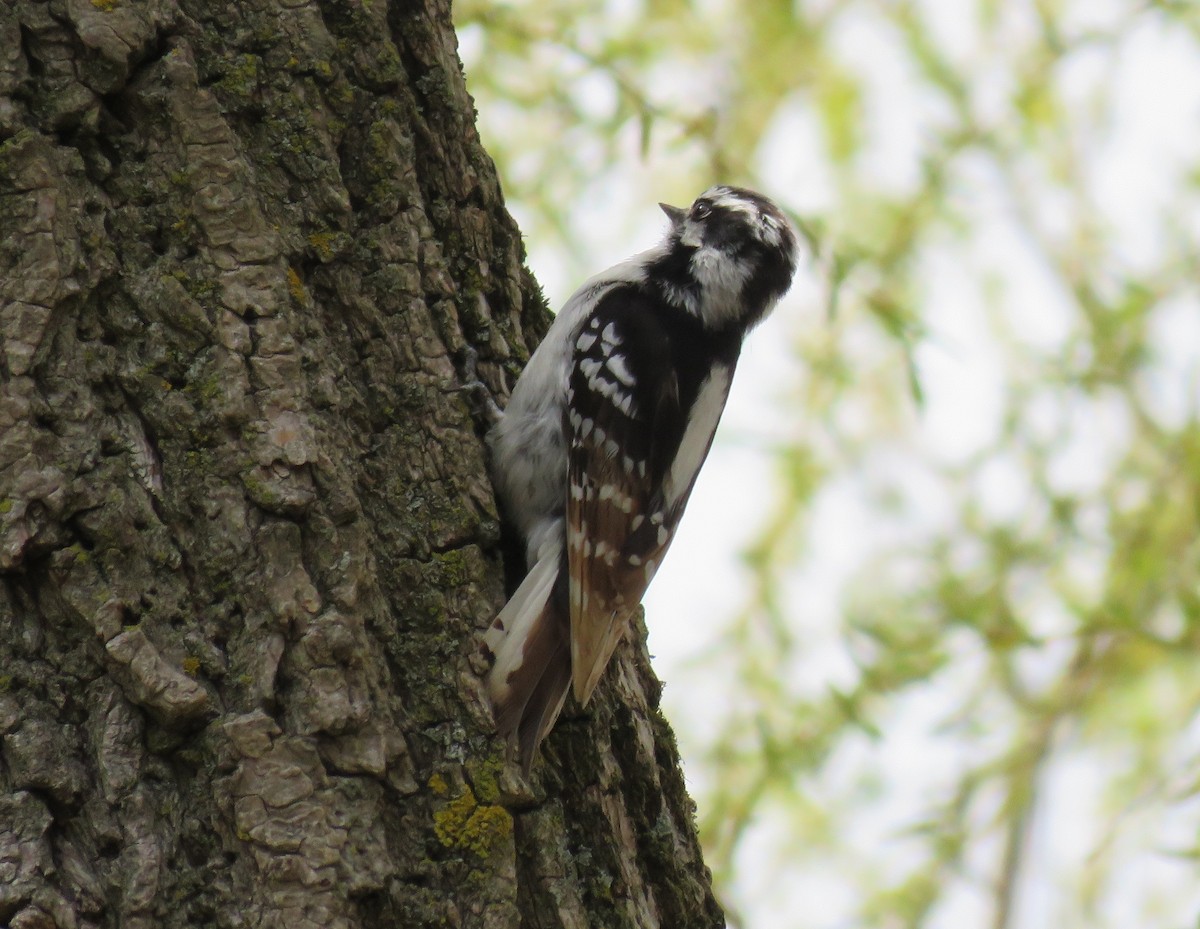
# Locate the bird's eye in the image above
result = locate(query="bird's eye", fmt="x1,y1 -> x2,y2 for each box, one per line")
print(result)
692,201 -> 712,220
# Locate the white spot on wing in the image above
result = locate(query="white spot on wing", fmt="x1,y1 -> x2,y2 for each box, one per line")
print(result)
606,353 -> 635,386
583,369 -> 634,411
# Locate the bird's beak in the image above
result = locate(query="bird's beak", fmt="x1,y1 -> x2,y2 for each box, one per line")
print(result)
659,202 -> 686,228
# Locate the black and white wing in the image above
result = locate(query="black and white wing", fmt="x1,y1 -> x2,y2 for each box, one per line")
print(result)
565,292 -> 735,703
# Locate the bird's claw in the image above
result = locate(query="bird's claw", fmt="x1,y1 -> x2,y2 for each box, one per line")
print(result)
448,345 -> 503,427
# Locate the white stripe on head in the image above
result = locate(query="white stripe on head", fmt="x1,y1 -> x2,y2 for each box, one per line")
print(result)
704,186 -> 786,247
705,186 -> 758,217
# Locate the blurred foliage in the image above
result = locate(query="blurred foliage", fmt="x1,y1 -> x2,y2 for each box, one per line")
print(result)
455,1 -> 1200,927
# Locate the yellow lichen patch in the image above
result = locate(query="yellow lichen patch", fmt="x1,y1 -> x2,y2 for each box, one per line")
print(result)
90,0 -> 119,10
427,772 -> 449,796
467,756 -> 505,805
182,656 -> 201,676
432,785 -> 512,858
287,267 -> 306,304
307,232 -> 335,262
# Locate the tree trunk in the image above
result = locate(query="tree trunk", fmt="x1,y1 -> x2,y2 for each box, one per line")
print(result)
0,2 -> 723,927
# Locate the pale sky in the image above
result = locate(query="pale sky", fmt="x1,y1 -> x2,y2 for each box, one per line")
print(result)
465,2 -> 1200,926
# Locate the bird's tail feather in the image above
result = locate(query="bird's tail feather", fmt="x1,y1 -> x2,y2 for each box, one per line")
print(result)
483,551 -> 572,772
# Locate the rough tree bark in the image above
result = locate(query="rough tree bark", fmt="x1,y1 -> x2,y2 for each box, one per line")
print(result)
0,1 -> 724,927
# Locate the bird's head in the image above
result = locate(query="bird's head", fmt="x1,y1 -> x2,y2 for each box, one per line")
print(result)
656,185 -> 799,332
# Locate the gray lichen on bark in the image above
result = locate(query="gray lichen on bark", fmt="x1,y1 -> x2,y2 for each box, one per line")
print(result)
0,1 -> 723,927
